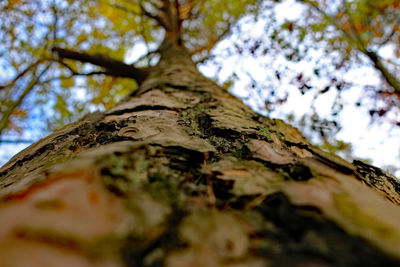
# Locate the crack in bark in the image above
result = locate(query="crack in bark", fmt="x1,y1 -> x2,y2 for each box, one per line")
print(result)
122,208 -> 186,267
255,192 -> 400,266
106,105 -> 182,116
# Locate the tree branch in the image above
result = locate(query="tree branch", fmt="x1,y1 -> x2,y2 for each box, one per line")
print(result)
111,3 -> 140,16
42,59 -> 109,83
190,26 -> 232,56
379,17 -> 400,46
342,2 -> 400,93
0,60 -> 44,90
160,0 -> 175,31
0,64 -> 51,138
175,0 -> 182,35
133,49 -> 160,66
139,1 -> 170,30
51,47 -> 149,84
41,71 -> 109,84
178,0 -> 194,21
303,0 -> 400,94
111,0 -> 171,32
364,50 -> 400,93
194,54 -> 215,65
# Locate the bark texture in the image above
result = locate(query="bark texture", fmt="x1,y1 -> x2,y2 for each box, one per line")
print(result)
1,42 -> 400,267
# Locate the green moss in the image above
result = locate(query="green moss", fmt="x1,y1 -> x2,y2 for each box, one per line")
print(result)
208,135 -> 231,152
231,142 -> 251,159
149,173 -> 165,182
180,104 -> 212,137
267,119 -> 309,144
146,175 -> 180,204
255,126 -> 272,141
100,150 -> 149,195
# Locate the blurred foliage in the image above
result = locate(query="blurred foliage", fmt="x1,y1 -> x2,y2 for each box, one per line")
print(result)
204,0 -> 399,164
283,0 -> 399,163
0,0 -> 260,137
297,0 -> 400,112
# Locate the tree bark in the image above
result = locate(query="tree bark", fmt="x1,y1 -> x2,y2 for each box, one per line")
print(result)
1,41 -> 400,267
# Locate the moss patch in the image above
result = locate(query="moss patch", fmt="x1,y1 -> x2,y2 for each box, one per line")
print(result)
99,149 -> 149,195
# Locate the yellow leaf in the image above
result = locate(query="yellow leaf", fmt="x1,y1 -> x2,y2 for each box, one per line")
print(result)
60,78 -> 74,88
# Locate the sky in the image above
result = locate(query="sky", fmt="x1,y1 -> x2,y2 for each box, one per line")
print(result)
0,0 -> 399,177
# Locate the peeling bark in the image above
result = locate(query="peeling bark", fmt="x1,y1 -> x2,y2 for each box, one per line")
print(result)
2,41 -> 400,267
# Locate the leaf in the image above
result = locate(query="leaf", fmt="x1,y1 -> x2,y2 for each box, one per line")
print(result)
60,77 -> 75,88
54,95 -> 70,119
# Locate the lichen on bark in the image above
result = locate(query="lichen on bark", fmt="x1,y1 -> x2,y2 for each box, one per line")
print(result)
1,40 -> 400,267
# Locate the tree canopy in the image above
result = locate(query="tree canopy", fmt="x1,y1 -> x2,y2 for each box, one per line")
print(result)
0,0 -> 259,135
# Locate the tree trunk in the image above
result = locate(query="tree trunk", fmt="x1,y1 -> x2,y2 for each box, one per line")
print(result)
1,41 -> 400,267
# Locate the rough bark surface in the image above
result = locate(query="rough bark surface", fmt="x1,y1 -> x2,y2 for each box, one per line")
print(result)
1,42 -> 400,267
